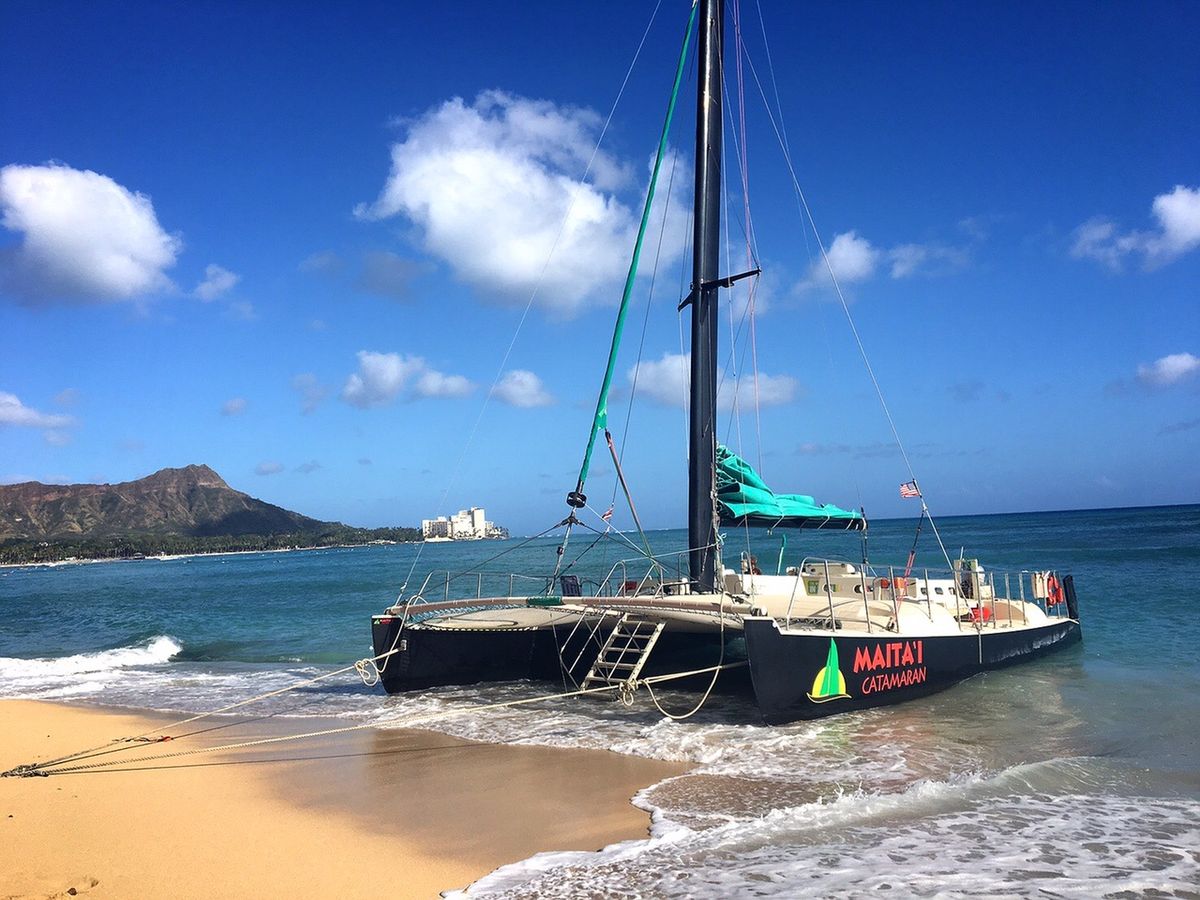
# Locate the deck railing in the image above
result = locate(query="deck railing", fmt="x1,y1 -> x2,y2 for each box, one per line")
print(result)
391,556 -> 1074,628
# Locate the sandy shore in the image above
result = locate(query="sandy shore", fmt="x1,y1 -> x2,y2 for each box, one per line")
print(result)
0,700 -> 686,899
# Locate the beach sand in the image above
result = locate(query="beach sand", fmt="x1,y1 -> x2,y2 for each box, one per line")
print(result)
0,700 -> 686,899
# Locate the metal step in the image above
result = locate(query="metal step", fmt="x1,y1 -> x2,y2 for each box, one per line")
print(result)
581,614 -> 665,693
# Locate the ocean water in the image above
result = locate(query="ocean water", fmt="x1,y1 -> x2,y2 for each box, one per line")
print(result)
3,505 -> 1199,897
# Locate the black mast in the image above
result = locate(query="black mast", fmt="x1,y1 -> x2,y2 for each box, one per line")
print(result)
688,0 -> 723,592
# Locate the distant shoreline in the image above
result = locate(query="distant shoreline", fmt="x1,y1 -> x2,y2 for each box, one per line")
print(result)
0,541 -> 418,570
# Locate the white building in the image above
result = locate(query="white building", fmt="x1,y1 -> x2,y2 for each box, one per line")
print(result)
421,507 -> 498,540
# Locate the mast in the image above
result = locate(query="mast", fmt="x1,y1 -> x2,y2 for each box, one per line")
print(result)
689,0 -> 723,592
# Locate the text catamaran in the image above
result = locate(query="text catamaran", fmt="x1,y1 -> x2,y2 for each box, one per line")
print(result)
369,0 -> 1081,724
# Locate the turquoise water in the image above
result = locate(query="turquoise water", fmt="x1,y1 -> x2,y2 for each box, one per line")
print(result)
3,505 -> 1199,896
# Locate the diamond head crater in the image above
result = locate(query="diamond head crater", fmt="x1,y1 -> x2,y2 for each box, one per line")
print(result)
0,465 -> 427,565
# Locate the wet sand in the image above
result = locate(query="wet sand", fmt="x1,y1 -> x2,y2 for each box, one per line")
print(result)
0,700 -> 686,899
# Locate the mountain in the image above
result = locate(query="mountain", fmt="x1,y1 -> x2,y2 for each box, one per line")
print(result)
0,465 -> 329,541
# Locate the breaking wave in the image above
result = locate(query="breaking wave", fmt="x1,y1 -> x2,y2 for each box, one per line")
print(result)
0,635 -> 182,698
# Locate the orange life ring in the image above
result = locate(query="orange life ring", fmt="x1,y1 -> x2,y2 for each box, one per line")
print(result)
1047,574 -> 1063,606
877,577 -> 891,590
894,577 -> 907,594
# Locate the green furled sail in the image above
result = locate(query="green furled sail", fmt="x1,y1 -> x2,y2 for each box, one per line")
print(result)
716,445 -> 866,530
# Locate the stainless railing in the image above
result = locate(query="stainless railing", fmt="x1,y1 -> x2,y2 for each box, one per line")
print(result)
392,556 -> 1074,631
778,560 -> 1074,631
392,547 -> 697,609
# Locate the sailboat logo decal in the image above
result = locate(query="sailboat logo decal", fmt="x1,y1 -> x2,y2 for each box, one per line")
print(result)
807,639 -> 851,703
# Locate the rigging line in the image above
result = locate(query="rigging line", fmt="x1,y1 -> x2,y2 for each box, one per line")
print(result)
713,72 -> 759,435
416,522 -> 566,598
716,58 -> 766,475
646,588 -> 728,720
397,0 -> 667,594
719,66 -> 744,461
740,48 -> 959,576
719,133 -> 754,583
16,658 -> 385,773
618,31 -> 697,478
556,527 -> 610,578
66,530 -> 559,766
732,2 -> 766,476
573,0 -> 699,494
614,139 -> 686,510
14,662 -> 750,779
577,509 -> 660,563
674,140 -> 695,462
751,0 -> 809,266
574,513 -> 721,578
604,430 -> 654,559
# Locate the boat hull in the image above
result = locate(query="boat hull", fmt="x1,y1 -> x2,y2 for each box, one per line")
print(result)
744,616 -> 1082,724
371,615 -> 736,693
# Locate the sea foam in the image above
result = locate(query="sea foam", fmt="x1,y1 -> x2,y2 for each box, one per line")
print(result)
0,635 -> 182,696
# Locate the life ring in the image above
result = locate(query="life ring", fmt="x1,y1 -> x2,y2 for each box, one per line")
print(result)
877,577 -> 891,590
1047,574 -> 1063,606
894,577 -> 907,594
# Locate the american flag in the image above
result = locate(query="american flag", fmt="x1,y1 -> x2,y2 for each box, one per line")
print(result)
899,481 -> 921,498
601,505 -> 614,522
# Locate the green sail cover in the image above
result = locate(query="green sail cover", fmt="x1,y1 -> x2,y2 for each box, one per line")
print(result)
716,445 -> 866,530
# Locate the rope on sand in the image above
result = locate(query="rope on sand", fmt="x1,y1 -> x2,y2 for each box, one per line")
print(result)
1,661 -> 747,778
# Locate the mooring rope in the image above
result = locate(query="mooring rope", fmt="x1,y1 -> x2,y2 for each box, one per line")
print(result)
3,661 -> 747,778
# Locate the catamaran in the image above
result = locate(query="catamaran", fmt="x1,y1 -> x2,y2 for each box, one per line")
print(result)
369,0 -> 1081,724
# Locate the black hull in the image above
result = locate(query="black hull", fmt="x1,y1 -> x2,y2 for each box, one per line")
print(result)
371,615 -> 738,693
744,617 -> 1082,724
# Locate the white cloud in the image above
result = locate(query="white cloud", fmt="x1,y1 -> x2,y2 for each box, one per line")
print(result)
343,354 -> 424,408
355,251 -> 424,300
735,371 -> 800,408
341,350 -> 474,408
54,387 -> 79,407
290,373 -> 329,415
355,90 -> 686,317
629,352 -> 690,408
1072,185 -> 1200,270
414,369 -> 474,398
1070,218 -> 1138,270
0,391 -> 74,429
299,250 -> 343,274
492,369 -> 554,407
295,460 -> 322,474
0,163 -> 181,304
255,461 -> 284,476
225,300 -> 257,321
800,230 -> 972,292
821,230 -> 878,285
1136,352 -> 1200,387
799,230 -> 878,291
44,430 -> 72,446
887,243 -> 967,279
887,243 -> 927,279
1146,186 -> 1200,264
194,264 -> 240,300
221,397 -> 247,416
628,351 -> 797,411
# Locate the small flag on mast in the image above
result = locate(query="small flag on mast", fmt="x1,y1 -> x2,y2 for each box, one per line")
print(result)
900,481 -> 921,498
601,505 -> 614,522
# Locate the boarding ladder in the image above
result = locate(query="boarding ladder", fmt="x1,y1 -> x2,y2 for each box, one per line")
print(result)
582,614 -> 665,696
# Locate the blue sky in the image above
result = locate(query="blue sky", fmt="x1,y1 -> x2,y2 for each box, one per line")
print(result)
2,1 -> 1197,534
